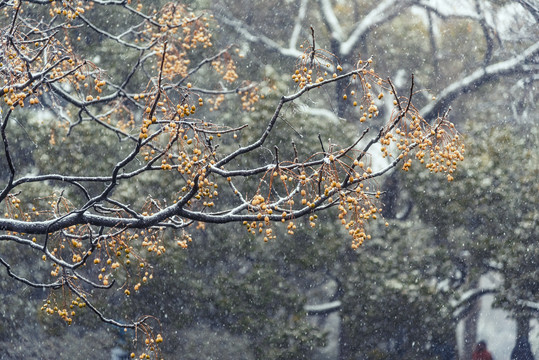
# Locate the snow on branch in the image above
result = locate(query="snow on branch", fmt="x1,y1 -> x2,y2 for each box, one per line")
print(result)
418,0 -> 481,20
216,13 -> 302,58
340,0 -> 409,56
289,0 -> 310,50
518,300 -> 539,314
305,300 -> 342,315
516,0 -> 539,23
452,287 -> 498,322
421,40 -> 539,121
318,0 -> 345,42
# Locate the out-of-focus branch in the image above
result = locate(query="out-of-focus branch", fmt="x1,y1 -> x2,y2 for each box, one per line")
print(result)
418,1 -> 481,21
289,0 -> 310,50
216,13 -> 303,58
427,10 -> 439,78
421,41 -> 539,121
318,0 -> 345,42
516,0 -> 539,23
453,287 -> 498,322
305,300 -> 341,315
340,0 -> 415,56
474,0 -> 494,66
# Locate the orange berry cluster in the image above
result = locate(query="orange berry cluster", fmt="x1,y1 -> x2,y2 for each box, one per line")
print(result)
212,54 -> 239,83
176,231 -> 193,249
41,296 -> 86,325
242,151 -> 385,248
388,114 -> 465,180
49,1 -> 88,20
135,3 -> 214,68
337,184 -> 383,249
244,194 -> 277,242
206,94 -> 226,111
341,59 -> 388,122
292,42 -> 340,89
313,153 -> 383,249
3,195 -> 25,220
137,227 -> 166,256
291,64 -> 338,89
133,332 -> 164,359
238,85 -> 262,112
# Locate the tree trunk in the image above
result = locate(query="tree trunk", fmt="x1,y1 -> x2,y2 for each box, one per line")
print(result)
516,316 -> 530,339
511,316 -> 535,360
462,280 -> 480,360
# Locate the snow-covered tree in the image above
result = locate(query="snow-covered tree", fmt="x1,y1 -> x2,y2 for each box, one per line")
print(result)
0,1 -> 466,358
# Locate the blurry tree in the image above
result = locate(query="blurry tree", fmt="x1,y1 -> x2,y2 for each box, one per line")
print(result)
0,1 -> 466,359
335,220 -> 456,360
404,121 -> 538,359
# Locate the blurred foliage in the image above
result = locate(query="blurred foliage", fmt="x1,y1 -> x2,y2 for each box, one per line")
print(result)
404,120 -> 538,315
338,220 -> 456,359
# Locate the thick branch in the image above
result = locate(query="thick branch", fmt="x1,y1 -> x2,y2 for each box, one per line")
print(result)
216,13 -> 302,59
0,110 -> 15,202
305,300 -> 342,315
421,41 -> 539,121
340,0 -> 413,56
318,0 -> 345,42
289,0 -> 309,50
453,287 -> 498,322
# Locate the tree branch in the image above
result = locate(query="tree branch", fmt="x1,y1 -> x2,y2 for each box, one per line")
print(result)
317,0 -> 345,42
340,0 -> 414,56
421,41 -> 539,121
216,13 -> 302,59
290,0 -> 309,50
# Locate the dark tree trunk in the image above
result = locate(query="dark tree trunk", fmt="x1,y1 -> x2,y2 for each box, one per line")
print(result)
511,316 -> 535,360
462,280 -> 479,360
